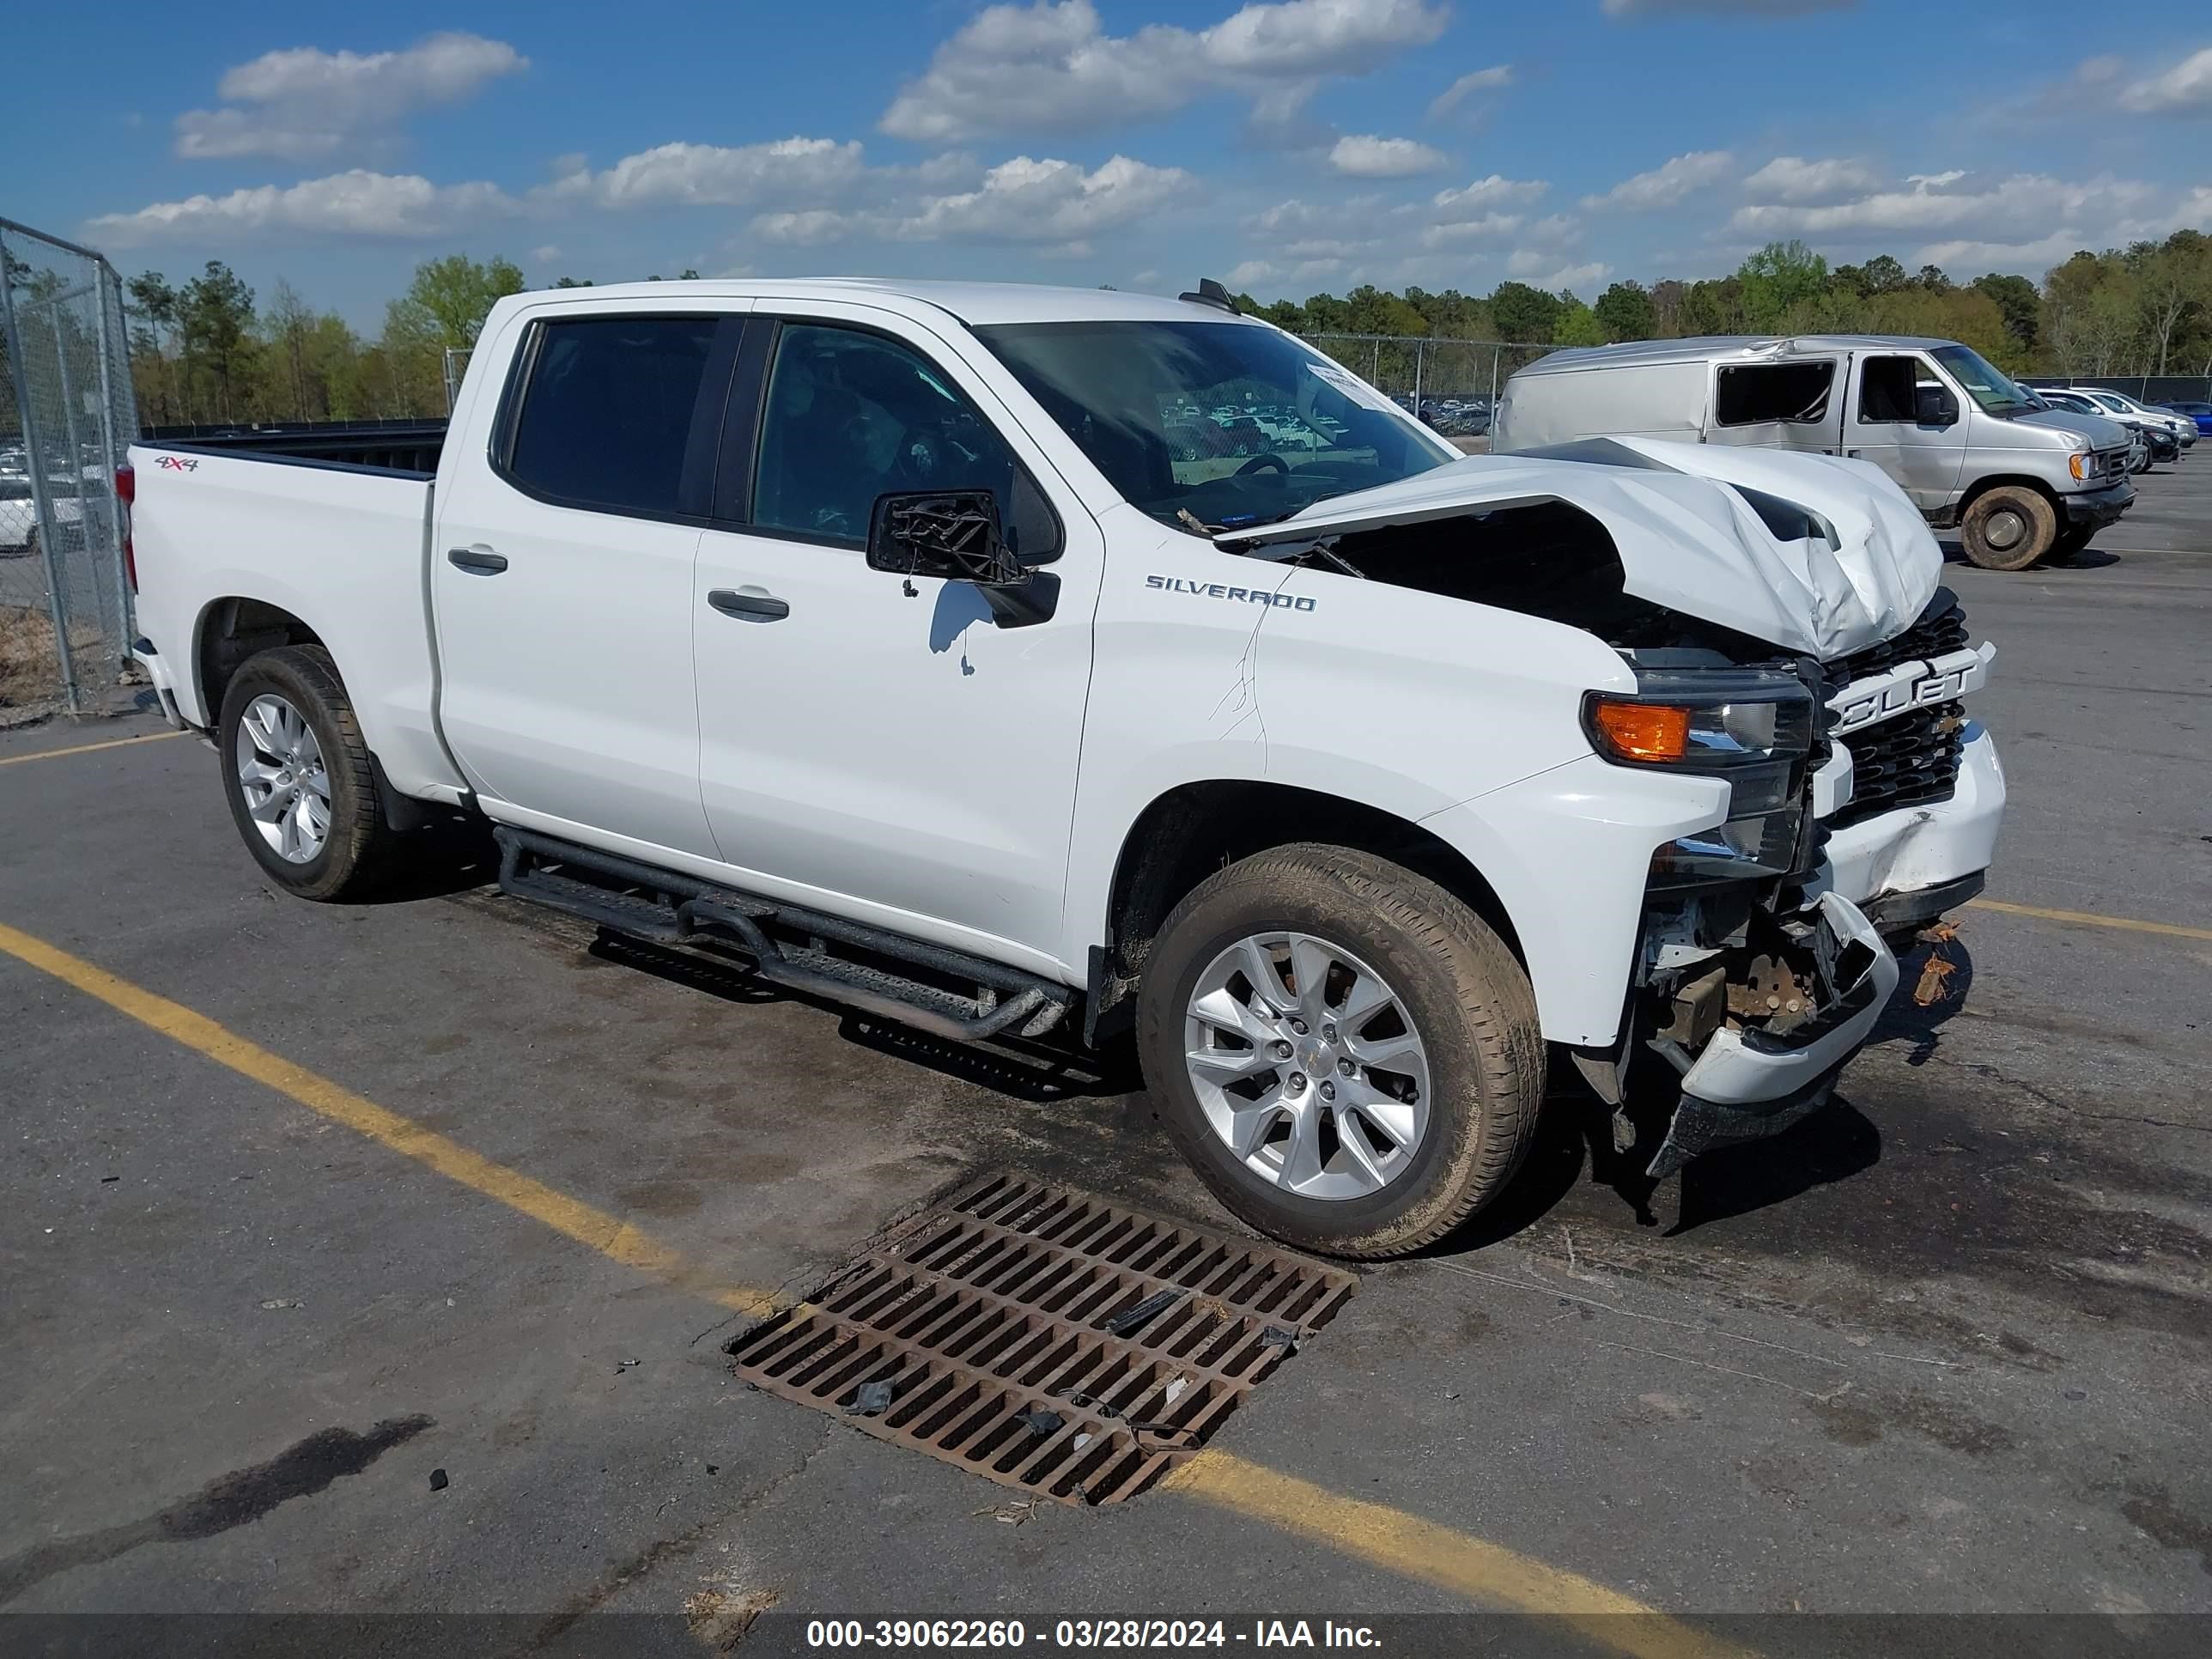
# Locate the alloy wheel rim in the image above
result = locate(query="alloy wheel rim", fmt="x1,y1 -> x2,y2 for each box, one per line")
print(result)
235,694 -> 331,864
1183,931 -> 1431,1200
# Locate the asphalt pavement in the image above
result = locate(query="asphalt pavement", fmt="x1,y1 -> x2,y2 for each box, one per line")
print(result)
3,461 -> 2209,1656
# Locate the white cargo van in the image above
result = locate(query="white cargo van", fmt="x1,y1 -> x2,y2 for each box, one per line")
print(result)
1492,335 -> 2136,569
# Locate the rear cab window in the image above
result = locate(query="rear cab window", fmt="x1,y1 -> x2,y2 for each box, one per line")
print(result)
500,315 -> 731,518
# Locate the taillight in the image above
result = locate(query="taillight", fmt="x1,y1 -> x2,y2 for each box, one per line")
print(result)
115,460 -> 136,592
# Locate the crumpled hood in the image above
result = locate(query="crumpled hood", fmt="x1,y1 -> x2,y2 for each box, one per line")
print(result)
1216,439 -> 1942,659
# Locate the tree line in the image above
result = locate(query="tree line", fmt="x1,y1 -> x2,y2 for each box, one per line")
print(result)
122,257 -> 695,428
1241,231 -> 2212,380
115,230 -> 2212,428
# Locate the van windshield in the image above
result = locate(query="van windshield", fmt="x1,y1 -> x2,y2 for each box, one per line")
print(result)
1929,345 -> 2037,416
975,319 -> 1453,531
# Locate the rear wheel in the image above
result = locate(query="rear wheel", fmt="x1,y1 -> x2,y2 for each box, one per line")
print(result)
217,646 -> 398,901
1960,485 -> 2056,571
1136,844 -> 1545,1259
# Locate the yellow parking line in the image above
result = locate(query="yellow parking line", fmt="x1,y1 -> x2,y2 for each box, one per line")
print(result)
0,729 -> 187,768
0,918 -> 1746,1659
0,918 -> 774,1320
1163,1453 -> 1749,1653
1968,898 -> 2212,944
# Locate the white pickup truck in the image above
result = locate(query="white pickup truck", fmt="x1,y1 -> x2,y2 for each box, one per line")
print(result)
127,278 -> 2004,1258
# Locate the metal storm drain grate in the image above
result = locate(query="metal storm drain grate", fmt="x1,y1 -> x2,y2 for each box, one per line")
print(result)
728,1176 -> 1357,1504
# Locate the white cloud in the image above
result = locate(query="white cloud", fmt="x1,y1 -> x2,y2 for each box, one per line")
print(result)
1912,231 -> 2088,270
1729,171 -> 2160,240
1431,173 -> 1548,218
88,169 -> 520,244
751,154 -> 1194,249
1427,64 -> 1512,118
2116,47 -> 2212,115
1603,0 -> 1853,15
1328,135 -> 1448,178
529,244 -> 561,264
1506,252 -> 1612,289
549,138 -> 866,209
174,33 -> 526,161
1523,212 -> 1583,245
1419,214 -> 1521,248
1582,149 -> 1733,210
1742,155 -> 1881,203
879,0 -> 1447,143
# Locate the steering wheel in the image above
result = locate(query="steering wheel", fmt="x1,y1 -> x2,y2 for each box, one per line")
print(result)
1235,453 -> 1290,477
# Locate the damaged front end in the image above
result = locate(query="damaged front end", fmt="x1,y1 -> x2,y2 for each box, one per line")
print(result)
1633,890 -> 1899,1178
1575,648 -> 1901,1178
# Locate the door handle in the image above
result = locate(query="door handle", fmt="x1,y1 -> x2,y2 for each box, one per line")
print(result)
707,587 -> 790,622
447,545 -> 508,574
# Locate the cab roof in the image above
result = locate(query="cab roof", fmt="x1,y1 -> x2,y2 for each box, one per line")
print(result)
523,277 -> 1266,329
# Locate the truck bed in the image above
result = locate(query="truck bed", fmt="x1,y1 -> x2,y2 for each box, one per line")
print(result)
137,419 -> 447,477
128,428 -> 465,801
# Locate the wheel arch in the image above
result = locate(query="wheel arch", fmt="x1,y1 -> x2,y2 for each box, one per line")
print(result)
1957,472 -> 2064,518
195,595 -> 328,727
1086,778 -> 1528,1042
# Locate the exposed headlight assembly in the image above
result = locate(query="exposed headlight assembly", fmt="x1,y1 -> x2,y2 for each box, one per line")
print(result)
1583,665 -> 1820,887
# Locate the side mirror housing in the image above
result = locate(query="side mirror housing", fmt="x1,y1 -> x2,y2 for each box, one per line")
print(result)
866,487 -> 1060,629
1916,386 -> 1960,427
867,490 -> 1025,586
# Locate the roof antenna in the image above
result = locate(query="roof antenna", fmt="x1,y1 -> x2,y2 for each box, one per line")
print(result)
1178,277 -> 1237,314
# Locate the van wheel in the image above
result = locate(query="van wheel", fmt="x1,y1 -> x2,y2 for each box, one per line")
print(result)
1960,485 -> 2055,571
1136,844 -> 1545,1260
216,645 -> 398,901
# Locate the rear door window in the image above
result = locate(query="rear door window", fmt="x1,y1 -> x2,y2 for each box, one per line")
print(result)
1715,362 -> 1835,427
503,315 -> 727,517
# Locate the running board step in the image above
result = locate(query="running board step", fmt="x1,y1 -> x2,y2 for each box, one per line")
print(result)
492,827 -> 1071,1043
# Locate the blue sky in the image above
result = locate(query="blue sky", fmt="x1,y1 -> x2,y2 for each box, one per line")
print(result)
5,1 -> 2209,328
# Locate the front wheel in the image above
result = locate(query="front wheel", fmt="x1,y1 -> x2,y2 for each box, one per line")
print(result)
1136,844 -> 1545,1259
1960,485 -> 2057,571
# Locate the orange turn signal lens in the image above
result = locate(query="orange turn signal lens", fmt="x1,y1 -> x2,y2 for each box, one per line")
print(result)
1589,699 -> 1692,763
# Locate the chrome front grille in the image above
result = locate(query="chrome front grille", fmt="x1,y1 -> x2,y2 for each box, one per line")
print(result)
1827,590 -> 1970,830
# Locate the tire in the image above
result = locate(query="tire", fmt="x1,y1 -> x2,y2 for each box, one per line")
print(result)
1960,485 -> 2057,571
1136,843 -> 1545,1259
216,645 -> 398,901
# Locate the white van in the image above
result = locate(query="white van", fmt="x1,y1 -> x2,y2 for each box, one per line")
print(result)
1492,335 -> 2136,569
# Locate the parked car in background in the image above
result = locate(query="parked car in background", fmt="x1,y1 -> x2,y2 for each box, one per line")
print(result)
2037,389 -> 2165,469
2049,386 -> 2196,450
2160,400 -> 2212,436
1493,334 -> 2134,568
125,277 -> 2003,1257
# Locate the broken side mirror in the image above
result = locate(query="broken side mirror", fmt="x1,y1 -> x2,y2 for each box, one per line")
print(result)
866,485 -> 1060,628
1916,385 -> 1959,427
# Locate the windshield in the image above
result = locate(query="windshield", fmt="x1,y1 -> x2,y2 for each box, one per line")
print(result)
975,319 -> 1453,531
1929,344 -> 2035,414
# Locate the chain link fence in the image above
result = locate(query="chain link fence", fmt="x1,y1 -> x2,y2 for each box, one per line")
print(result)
2019,374 -> 2212,404
1297,333 -> 1556,441
1,216 -> 136,719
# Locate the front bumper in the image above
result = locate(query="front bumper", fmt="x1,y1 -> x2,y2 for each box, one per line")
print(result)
1648,891 -> 1899,1178
2062,480 -> 2134,526
1820,722 -> 2005,921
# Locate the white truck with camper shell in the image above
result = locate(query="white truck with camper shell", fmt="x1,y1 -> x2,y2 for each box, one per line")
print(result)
1492,334 -> 2136,571
124,278 -> 2005,1258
